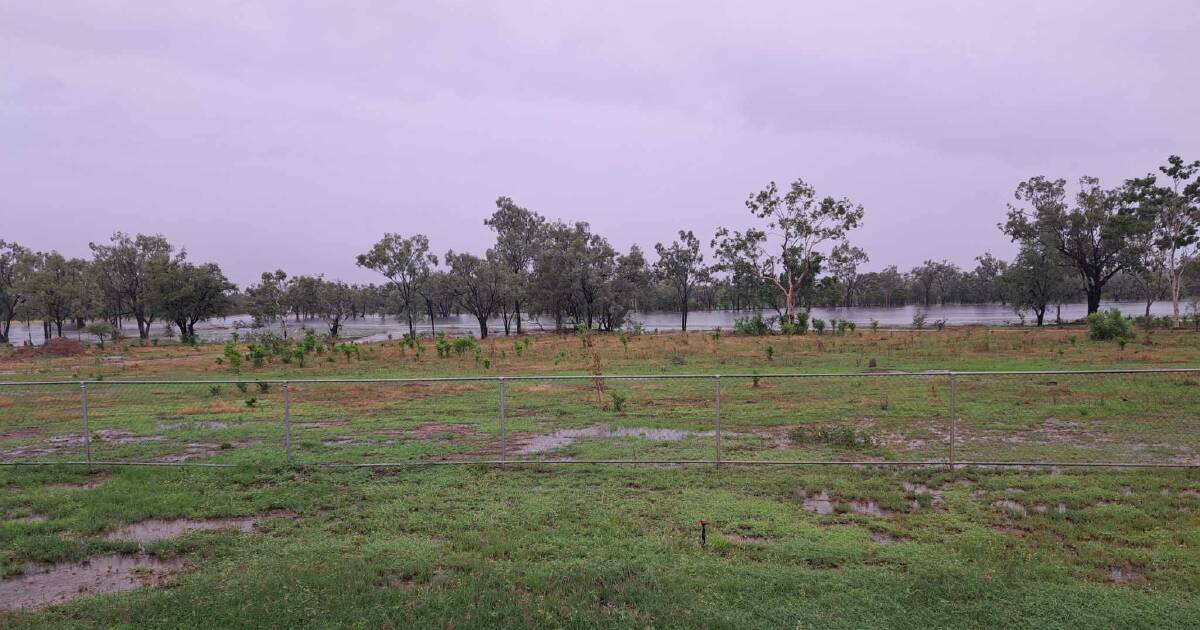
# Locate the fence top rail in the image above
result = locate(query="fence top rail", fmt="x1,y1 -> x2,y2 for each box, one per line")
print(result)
2,367 -> 1200,387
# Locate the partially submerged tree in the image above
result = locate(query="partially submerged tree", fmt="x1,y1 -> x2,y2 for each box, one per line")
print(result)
445,250 -> 508,338
153,262 -> 236,342
486,197 -> 545,335
357,233 -> 437,337
654,230 -> 709,331
88,232 -> 182,339
0,241 -> 34,344
245,270 -> 292,335
717,178 -> 864,323
998,245 -> 1073,326
1002,176 -> 1145,314
317,279 -> 357,337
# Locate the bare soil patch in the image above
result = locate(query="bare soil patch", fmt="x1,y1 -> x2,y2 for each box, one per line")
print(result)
0,554 -> 186,610
104,511 -> 296,544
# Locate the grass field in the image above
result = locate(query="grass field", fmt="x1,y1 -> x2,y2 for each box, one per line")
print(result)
2,326 -> 1200,627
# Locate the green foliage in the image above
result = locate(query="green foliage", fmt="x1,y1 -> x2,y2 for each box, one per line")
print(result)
235,382 -> 248,394
870,319 -> 880,332
765,344 -> 774,361
734,314 -> 771,336
256,382 -> 270,394
208,385 -> 221,397
619,333 -> 630,351
811,318 -> 826,335
1087,308 -> 1134,342
244,397 -> 257,408
609,391 -> 626,412
912,313 -> 927,329
790,425 -> 877,449
780,311 -> 809,335
451,337 -> 477,357
710,328 -> 721,341
221,338 -> 242,373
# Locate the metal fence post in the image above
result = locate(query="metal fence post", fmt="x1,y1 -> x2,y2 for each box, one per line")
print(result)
948,373 -> 956,472
714,375 -> 722,467
283,381 -> 292,465
80,381 -> 91,468
499,377 -> 507,465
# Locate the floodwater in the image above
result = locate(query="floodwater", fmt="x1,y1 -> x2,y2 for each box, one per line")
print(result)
4,300 -> 1179,346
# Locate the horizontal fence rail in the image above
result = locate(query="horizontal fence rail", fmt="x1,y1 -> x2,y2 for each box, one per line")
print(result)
1,368 -> 1199,470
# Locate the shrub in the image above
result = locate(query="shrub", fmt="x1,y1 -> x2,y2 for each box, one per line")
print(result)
256,381 -> 270,393
812,318 -> 826,335
781,311 -> 810,335
912,313 -> 927,330
221,339 -> 242,373
609,391 -> 626,412
710,328 -> 721,341
869,319 -> 879,332
208,385 -> 221,397
235,382 -> 248,394
244,397 -> 257,408
790,426 -> 877,450
1087,308 -> 1134,342
933,319 -> 946,331
733,314 -> 770,336
765,344 -> 775,361
452,337 -> 478,357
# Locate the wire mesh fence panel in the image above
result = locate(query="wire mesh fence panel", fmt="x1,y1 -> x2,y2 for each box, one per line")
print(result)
716,375 -> 952,463
284,379 -> 498,465
82,382 -> 286,465
0,383 -> 83,464
502,377 -> 717,463
952,372 -> 1200,466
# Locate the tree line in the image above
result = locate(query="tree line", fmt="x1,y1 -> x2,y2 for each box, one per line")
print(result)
1,154 -> 1198,344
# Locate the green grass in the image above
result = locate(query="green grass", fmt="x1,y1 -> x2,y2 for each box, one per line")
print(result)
1,328 -> 1200,627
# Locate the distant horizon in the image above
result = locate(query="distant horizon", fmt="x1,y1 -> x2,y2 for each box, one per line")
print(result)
4,2 -> 1197,286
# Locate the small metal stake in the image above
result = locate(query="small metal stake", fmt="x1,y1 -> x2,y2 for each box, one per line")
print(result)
80,381 -> 91,468
714,375 -> 722,467
948,373 -> 957,473
499,377 -> 507,465
700,519 -> 708,547
283,381 -> 292,465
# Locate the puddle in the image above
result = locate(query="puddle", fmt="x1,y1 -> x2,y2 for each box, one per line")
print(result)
798,490 -> 889,516
993,500 -> 1027,515
871,531 -> 897,544
0,429 -> 43,441
104,512 -> 294,544
391,423 -> 477,440
1109,566 -> 1145,584
0,554 -> 186,610
515,425 -> 713,454
725,533 -> 776,545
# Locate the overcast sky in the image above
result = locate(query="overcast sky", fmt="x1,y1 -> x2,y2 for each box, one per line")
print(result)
3,1 -> 1197,286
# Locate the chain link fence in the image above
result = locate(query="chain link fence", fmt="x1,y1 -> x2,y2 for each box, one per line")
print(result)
2,369 -> 1199,468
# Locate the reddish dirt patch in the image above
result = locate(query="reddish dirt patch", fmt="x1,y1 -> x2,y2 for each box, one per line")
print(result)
51,472 -> 109,489
13,337 -> 86,358
0,428 -> 43,441
401,423 -> 478,439
104,512 -> 295,544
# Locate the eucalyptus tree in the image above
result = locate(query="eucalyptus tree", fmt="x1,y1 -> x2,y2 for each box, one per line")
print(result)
599,245 -> 649,331
827,242 -> 869,307
716,178 -> 864,324
529,221 -> 616,331
445,250 -> 508,339
316,279 -> 357,337
1125,155 -> 1200,327
998,245 -> 1073,326
1002,176 -> 1145,314
88,232 -> 181,339
356,233 -> 437,338
153,262 -> 236,342
654,230 -> 709,331
485,197 -> 545,335
245,270 -> 292,335
0,241 -> 34,344
28,251 -> 88,339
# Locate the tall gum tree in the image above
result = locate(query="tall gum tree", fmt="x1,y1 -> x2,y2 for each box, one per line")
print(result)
715,178 -> 864,324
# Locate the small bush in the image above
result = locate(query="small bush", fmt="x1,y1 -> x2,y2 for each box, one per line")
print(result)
256,382 -> 270,393
235,382 -> 248,394
765,344 -> 775,361
811,318 -> 826,335
734,314 -> 771,336
208,385 -> 221,397
791,426 -> 877,450
609,391 -> 626,412
870,319 -> 880,332
710,328 -> 721,341
1087,308 -> 1134,342
912,313 -> 927,329
244,397 -> 257,408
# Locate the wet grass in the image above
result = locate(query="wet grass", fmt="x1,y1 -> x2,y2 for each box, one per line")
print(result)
0,328 -> 1199,626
